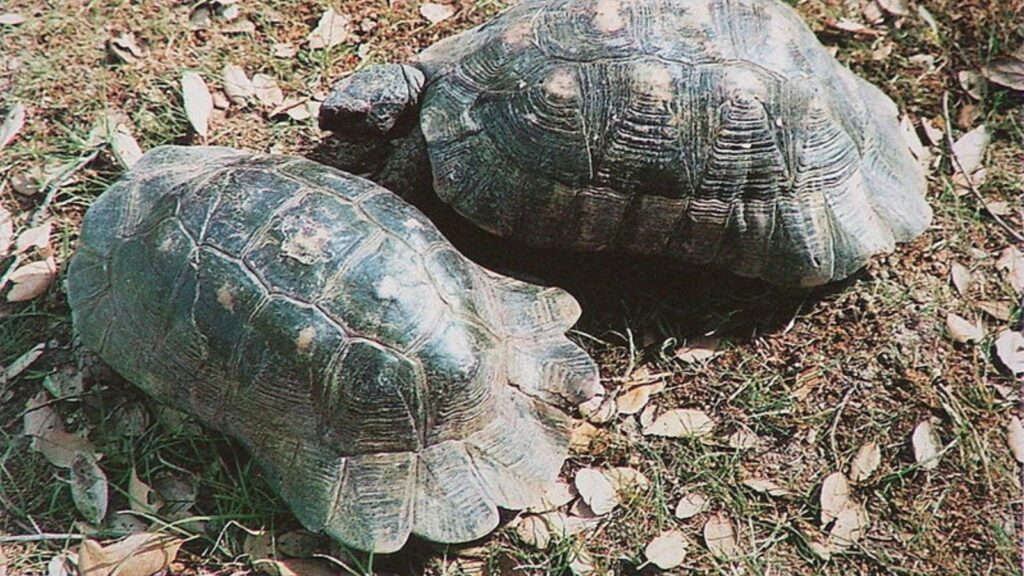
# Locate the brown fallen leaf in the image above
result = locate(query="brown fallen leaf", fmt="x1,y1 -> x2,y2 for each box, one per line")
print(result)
129,467 -> 161,515
951,124 -> 989,177
23,390 -> 60,438
181,72 -> 213,138
578,393 -> 616,424
950,262 -> 972,296
827,502 -> 869,552
222,64 -> 255,105
819,472 -> 850,526
615,381 -> 662,415
982,44 -> 1024,92
0,205 -> 12,257
912,419 -> 942,470
7,256 -> 58,302
995,330 -> 1024,376
34,430 -> 98,468
574,468 -> 618,515
307,8 -> 351,50
996,246 -> 1024,294
1007,416 -> 1024,464
849,441 -> 881,482
78,533 -> 183,576
742,477 -> 789,497
0,13 -> 27,25
15,221 -> 51,255
420,2 -> 455,24
515,514 -> 552,549
643,408 -> 714,438
106,33 -> 146,64
253,74 -> 285,108
976,300 -> 1012,322
727,429 -> 760,450
877,0 -> 908,16
644,530 -> 688,570
703,512 -> 740,560
674,492 -> 710,519
674,336 -> 720,364
527,480 -> 577,513
272,43 -> 298,58
604,466 -> 650,494
945,312 -> 984,344
71,453 -> 109,525
958,70 -> 986,100
570,421 -> 599,451
275,530 -> 323,558
0,103 -> 26,150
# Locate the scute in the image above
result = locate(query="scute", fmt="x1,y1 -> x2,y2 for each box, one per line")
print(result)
67,146 -> 599,553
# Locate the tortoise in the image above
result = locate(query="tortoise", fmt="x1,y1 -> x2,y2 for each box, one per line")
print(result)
66,146 -> 601,553
319,0 -> 932,287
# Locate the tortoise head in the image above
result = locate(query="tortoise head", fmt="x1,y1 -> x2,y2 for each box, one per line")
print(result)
318,64 -> 425,144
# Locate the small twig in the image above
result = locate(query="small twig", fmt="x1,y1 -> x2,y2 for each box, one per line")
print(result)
941,92 -> 1024,244
0,533 -> 86,543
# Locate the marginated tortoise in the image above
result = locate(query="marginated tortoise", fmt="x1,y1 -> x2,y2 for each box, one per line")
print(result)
66,146 -> 600,553
320,0 -> 932,287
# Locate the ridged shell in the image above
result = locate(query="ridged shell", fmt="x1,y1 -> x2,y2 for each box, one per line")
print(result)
416,0 -> 931,286
66,146 -> 599,553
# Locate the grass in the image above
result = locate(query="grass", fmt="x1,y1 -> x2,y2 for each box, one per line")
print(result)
1,0 -> 1022,574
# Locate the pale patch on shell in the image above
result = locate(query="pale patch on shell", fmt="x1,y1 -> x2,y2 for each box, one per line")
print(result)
216,284 -> 235,313
592,0 -> 625,33
295,326 -> 316,353
281,223 -> 330,265
376,276 -> 400,300
632,62 -> 674,102
543,68 -> 579,100
502,20 -> 534,48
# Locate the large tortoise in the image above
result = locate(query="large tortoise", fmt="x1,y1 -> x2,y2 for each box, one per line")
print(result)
66,146 -> 600,553
319,0 -> 932,287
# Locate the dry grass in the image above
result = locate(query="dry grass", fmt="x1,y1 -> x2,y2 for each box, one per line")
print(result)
1,0 -> 1022,575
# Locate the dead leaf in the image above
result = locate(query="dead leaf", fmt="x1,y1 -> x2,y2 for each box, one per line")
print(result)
0,205 -> 12,257
5,341 -> 44,383
616,382 -> 662,415
78,532 -> 183,576
0,103 -> 26,150
254,558 -> 339,576
7,256 -> 57,302
950,262 -> 972,296
912,419 -> 942,470
921,117 -> 943,146
516,514 -> 552,549
568,547 -> 596,576
728,429 -> 760,450
270,97 -> 312,121
181,72 -> 213,138
222,18 -> 255,34
1007,416 -> 1024,464
111,130 -> 143,169
849,442 -> 881,482
861,1 -> 884,24
982,44 -> 1024,92
71,453 -> 109,524
644,530 -> 688,570
674,336 -> 720,364
34,431 -> 98,468
0,13 -> 26,25
829,18 -> 879,36
996,246 -> 1024,293
23,391 -> 60,437
7,171 -> 36,196
420,2 -> 455,24
106,33 -> 146,64
129,468 -> 161,515
253,74 -> 284,108
639,403 -> 657,428
900,116 -> 929,164
877,0 -> 908,16
977,300 -> 1013,322
819,472 -> 850,526
528,480 -> 577,513
828,503 -> 869,552
0,546 -> 7,576
674,492 -> 709,519
570,421 -> 599,451
642,409 -> 714,439
703,513 -> 739,560
15,221 -> 51,254
742,477 -> 789,497
945,312 -> 984,344
574,468 -> 619,515
958,70 -> 986,100
307,8 -> 351,50
951,124 -> 989,176
995,330 -> 1024,376
604,467 -> 650,494
222,64 -> 254,105
275,530 -> 322,558
579,393 -> 617,424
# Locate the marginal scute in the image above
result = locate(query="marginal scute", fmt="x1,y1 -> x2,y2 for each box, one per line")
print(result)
67,146 -> 599,553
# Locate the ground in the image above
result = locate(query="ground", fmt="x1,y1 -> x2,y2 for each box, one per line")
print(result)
0,0 -> 1022,575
